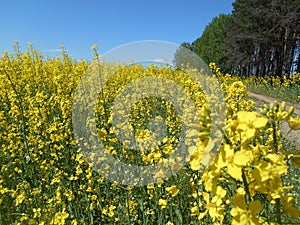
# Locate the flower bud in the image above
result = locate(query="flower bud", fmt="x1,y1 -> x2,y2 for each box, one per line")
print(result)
280,101 -> 286,111
288,106 -> 294,116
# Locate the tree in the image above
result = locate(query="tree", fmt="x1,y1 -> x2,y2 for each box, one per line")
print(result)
193,14 -> 231,73
225,0 -> 300,77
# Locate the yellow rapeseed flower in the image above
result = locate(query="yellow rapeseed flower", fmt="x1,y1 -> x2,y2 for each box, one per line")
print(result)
288,116 -> 300,130
158,199 -> 168,209
231,195 -> 262,225
236,111 -> 268,142
15,192 -> 26,206
166,185 -> 180,197
102,205 -> 116,217
212,186 -> 227,206
50,207 -> 69,225
33,208 -> 41,218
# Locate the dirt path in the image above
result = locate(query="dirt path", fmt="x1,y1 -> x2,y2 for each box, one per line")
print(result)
249,92 -> 300,115
248,92 -> 300,147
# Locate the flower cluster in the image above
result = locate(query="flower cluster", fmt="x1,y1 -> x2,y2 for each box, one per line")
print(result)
0,46 -> 299,224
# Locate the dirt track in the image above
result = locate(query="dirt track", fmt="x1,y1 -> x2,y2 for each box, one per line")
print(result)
249,92 -> 300,116
248,92 -> 300,147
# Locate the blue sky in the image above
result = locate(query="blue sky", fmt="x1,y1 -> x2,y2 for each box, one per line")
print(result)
0,0 -> 234,60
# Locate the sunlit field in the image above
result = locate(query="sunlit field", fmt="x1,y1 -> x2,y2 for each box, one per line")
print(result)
1,46 -> 300,225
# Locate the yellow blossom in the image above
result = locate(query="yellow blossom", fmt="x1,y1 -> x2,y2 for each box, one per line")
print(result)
212,186 -> 227,206
15,192 -> 26,206
288,116 -> 300,130
236,111 -> 268,142
166,185 -> 180,197
102,205 -> 116,217
158,199 -> 168,209
231,195 -> 262,225
166,222 -> 174,225
50,208 -> 69,225
33,208 -> 41,218
217,144 -> 253,180
191,206 -> 199,216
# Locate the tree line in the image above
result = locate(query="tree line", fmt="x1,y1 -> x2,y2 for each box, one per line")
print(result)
174,0 -> 300,78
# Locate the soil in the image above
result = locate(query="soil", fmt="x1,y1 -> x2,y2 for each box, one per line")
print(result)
248,92 -> 300,148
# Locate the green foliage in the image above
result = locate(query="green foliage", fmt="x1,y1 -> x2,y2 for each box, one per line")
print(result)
225,0 -> 300,76
193,14 -> 231,73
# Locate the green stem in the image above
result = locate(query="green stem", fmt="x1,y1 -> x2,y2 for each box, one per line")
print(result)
241,168 -> 252,204
275,198 -> 282,225
272,121 -> 279,154
271,120 -> 281,224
